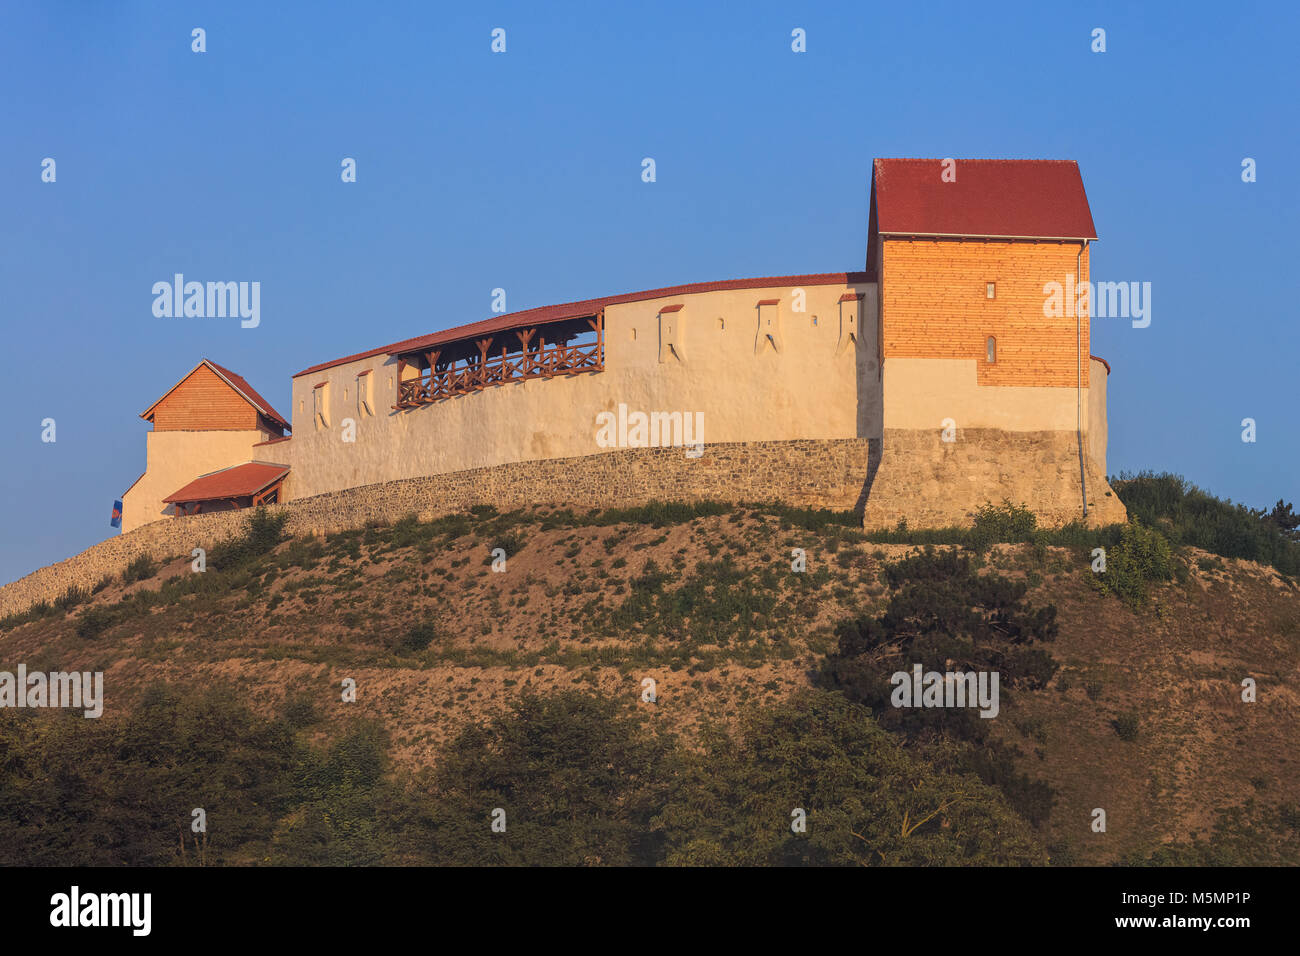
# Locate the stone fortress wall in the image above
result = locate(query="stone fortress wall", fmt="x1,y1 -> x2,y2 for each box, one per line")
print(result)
1,274 -> 1125,617
0,438 -> 873,618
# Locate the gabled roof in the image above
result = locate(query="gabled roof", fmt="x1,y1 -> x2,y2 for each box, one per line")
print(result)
293,272 -> 871,378
870,158 -> 1098,241
163,461 -> 289,504
141,359 -> 290,431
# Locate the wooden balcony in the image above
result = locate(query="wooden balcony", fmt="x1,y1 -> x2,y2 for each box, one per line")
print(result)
394,312 -> 605,409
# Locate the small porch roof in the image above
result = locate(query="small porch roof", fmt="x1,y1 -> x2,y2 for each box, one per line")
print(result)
163,461 -> 289,504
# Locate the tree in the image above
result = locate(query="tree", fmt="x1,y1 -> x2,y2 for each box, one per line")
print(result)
653,691 -> 1045,866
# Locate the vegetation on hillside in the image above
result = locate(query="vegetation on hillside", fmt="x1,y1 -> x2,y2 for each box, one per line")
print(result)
1111,471 -> 1300,576
0,473 -> 1296,866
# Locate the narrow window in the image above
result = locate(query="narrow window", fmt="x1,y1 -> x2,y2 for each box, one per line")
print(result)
313,382 -> 330,429
718,317 -> 725,331
631,328 -> 637,341
358,371 -> 374,417
986,336 -> 997,364
986,282 -> 996,299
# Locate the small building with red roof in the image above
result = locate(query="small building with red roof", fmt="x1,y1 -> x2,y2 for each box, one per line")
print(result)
121,359 -> 290,531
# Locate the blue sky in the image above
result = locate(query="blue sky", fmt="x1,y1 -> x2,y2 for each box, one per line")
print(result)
1,1 -> 1295,585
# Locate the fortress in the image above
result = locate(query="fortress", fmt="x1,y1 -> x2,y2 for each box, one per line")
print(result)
120,158 -> 1125,537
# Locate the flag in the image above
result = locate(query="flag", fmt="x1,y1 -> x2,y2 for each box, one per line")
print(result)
110,500 -> 123,529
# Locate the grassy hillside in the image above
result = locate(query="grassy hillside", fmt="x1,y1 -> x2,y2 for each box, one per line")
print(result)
1,483 -> 1297,866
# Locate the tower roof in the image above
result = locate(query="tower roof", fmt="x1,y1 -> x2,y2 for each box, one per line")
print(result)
870,158 -> 1097,241
140,359 -> 290,431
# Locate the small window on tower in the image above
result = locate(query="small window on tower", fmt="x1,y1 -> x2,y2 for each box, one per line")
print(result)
986,282 -> 996,299
986,336 -> 997,364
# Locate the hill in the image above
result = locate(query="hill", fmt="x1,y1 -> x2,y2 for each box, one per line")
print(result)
1,481 -> 1297,866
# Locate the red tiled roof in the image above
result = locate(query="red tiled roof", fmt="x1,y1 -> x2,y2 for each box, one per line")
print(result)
871,158 -> 1097,240
293,272 -> 871,377
253,434 -> 292,447
163,462 -> 289,504
205,360 -> 291,430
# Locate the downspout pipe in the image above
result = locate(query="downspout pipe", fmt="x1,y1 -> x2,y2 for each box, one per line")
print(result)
1076,240 -> 1089,519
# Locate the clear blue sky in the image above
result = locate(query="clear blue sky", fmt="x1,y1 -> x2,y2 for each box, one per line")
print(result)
2,1 -> 1295,585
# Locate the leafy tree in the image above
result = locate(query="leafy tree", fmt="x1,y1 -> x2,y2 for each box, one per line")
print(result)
822,548 -> 1058,741
0,685 -> 298,865
819,549 -> 1059,824
1113,471 -> 1300,575
1253,499 -> 1300,542
654,691 -> 1045,866
423,691 -> 680,865
269,721 -> 408,865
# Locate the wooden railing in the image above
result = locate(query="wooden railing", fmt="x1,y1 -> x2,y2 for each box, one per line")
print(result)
395,335 -> 604,409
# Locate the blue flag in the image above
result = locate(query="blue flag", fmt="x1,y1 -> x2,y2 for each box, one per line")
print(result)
110,500 -> 123,529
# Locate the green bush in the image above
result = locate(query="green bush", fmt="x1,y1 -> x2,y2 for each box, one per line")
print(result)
391,513 -> 423,548
426,691 -> 679,866
75,605 -> 122,640
122,554 -> 157,584
53,586 -> 89,611
657,691 -> 1046,865
208,507 -> 288,570
822,548 -> 1059,823
493,530 -> 526,559
1113,472 -> 1300,576
0,684 -> 300,865
969,500 -> 1038,551
1089,520 -> 1176,608
1113,712 -> 1140,741
284,693 -> 321,728
394,621 -> 437,653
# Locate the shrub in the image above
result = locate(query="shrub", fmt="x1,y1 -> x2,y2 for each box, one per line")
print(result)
208,507 -> 288,570
122,554 -> 157,584
969,500 -> 1038,551
494,530 -> 526,559
1089,520 -> 1176,608
1112,471 -> 1300,576
822,548 -> 1060,824
75,606 -> 122,640
284,693 -> 321,728
1113,712 -> 1140,741
53,586 -> 89,611
657,691 -> 1046,865
391,513 -> 423,548
394,621 -> 437,653
427,691 -> 679,865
